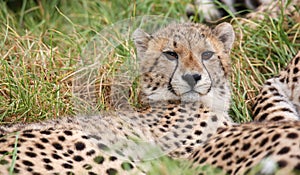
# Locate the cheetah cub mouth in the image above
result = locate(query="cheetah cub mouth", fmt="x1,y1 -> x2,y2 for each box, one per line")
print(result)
133,22 -> 235,105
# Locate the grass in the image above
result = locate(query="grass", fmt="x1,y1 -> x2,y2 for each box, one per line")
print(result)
0,0 -> 299,174
0,0 -> 189,122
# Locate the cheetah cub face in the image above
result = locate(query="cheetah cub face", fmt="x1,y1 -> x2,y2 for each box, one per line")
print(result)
133,23 -> 235,106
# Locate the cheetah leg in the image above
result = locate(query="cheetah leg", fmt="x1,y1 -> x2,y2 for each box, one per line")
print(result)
252,51 -> 300,122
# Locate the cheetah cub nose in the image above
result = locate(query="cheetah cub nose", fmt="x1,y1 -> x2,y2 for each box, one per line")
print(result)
182,74 -> 201,87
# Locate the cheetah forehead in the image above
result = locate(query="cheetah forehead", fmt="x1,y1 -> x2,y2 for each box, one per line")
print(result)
148,22 -> 234,54
153,23 -> 211,42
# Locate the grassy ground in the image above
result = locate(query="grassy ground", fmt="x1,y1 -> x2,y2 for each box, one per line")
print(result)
0,0 -> 190,123
0,0 -> 299,174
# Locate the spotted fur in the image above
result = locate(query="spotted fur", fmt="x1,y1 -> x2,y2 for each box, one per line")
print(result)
253,52 -> 300,122
0,22 -> 235,175
189,121 -> 300,175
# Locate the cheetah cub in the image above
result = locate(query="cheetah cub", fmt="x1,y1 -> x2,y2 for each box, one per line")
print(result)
0,22 -> 235,175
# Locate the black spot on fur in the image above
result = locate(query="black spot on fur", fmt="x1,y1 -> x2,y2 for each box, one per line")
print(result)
22,160 -> 34,166
271,116 -> 285,121
194,130 -> 202,136
40,130 -> 51,135
185,124 -> 193,129
86,149 -> 96,156
83,164 -> 92,170
52,153 -> 62,159
45,164 -> 54,170
64,130 -> 73,136
222,152 -> 232,160
245,160 -> 253,167
75,141 -> 86,151
62,163 -> 73,169
272,133 -> 281,142
259,137 -> 269,147
121,162 -> 134,170
73,155 -> 84,162
35,143 -> 45,149
252,151 -> 262,158
212,150 -> 221,158
67,149 -> 74,154
211,115 -> 218,121
106,168 -> 118,175
43,158 -> 51,163
0,151 -> 8,155
258,113 -> 268,121
0,159 -> 9,165
200,122 -> 207,127
13,168 -> 20,173
199,157 -> 207,164
295,57 -> 300,65
236,157 -> 245,164
293,77 -> 298,82
293,67 -> 299,74
94,156 -> 105,164
58,136 -> 66,141
52,142 -> 63,150
25,152 -> 37,158
185,147 -> 193,153
253,132 -> 263,139
216,142 -> 224,148
287,132 -> 298,139
40,138 -> 49,143
233,166 -> 242,174
277,160 -> 287,168
170,112 -> 176,116
242,143 -> 251,151
22,133 -> 35,138
194,114 -> 201,118
277,147 -> 290,155
26,167 -> 33,172
204,146 -> 212,152
262,103 -> 274,110
109,156 -> 118,161
81,135 -> 89,139
231,139 -> 239,146
63,153 -> 70,157
0,139 -> 7,143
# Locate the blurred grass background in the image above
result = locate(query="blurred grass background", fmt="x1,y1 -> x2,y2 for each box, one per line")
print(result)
0,0 -> 299,125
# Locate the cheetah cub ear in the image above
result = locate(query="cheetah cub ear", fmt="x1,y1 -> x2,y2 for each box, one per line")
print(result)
213,22 -> 235,53
132,28 -> 151,58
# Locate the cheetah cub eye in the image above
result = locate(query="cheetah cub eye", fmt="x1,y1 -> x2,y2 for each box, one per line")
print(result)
202,51 -> 214,60
163,51 -> 178,61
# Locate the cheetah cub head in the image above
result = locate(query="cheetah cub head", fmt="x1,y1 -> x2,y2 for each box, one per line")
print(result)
133,23 -> 234,109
